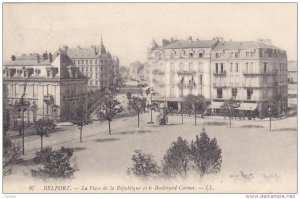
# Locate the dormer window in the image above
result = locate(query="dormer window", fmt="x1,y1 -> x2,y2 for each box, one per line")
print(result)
35,69 -> 41,75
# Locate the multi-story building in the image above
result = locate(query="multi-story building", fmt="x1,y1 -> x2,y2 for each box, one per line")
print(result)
3,49 -> 88,128
65,37 -> 120,91
148,37 -> 219,110
148,38 -> 288,116
211,39 -> 288,116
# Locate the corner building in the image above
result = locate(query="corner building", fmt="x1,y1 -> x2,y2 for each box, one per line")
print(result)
148,38 -> 288,116
148,38 -> 219,110
3,50 -> 88,128
211,40 -> 288,116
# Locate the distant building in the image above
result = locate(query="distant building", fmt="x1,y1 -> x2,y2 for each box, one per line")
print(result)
288,60 -> 297,83
3,50 -> 88,128
148,37 -> 288,116
66,36 -> 120,91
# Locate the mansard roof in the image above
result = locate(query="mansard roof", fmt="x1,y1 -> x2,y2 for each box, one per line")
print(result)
213,41 -> 284,51
163,40 -> 218,49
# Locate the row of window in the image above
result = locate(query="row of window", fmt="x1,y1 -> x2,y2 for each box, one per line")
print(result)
216,88 -> 254,100
215,62 -> 286,74
83,72 -> 108,78
215,49 -> 286,59
79,66 -> 110,72
74,59 -> 110,65
88,80 -> 107,86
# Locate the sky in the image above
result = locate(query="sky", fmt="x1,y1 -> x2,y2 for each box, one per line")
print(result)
3,3 -> 297,66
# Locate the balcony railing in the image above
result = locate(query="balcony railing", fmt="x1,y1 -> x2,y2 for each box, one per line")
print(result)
213,71 -> 226,76
177,82 -> 196,88
177,71 -> 196,76
243,72 -> 277,76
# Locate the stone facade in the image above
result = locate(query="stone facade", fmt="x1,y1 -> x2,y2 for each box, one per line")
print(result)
3,50 -> 88,128
65,37 -> 120,91
148,38 -> 288,115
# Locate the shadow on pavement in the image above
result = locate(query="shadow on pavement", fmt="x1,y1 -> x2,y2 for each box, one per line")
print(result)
95,138 -> 120,143
240,125 -> 264,128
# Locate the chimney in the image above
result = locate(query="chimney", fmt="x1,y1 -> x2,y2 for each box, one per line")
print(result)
42,52 -> 48,61
48,53 -> 53,62
213,37 -> 223,42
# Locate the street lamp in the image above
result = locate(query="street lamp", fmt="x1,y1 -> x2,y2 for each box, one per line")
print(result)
268,107 -> 272,131
179,77 -> 185,124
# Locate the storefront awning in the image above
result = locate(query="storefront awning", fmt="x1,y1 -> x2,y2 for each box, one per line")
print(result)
209,101 -> 224,109
236,103 -> 257,111
152,96 -> 184,102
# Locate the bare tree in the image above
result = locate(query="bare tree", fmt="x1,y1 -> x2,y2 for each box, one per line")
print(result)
34,118 -> 56,150
128,96 -> 146,128
220,98 -> 240,128
190,128 -> 222,177
96,94 -> 123,135
162,137 -> 190,177
71,105 -> 92,142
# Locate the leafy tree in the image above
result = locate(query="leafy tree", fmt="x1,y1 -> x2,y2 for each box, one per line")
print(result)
96,94 -> 123,135
71,105 -> 92,142
3,136 -> 21,176
3,83 -> 10,136
220,98 -> 240,128
34,118 -> 56,150
184,94 -> 210,125
190,128 -> 222,177
162,137 -> 190,177
127,150 -> 160,178
31,147 -> 75,178
128,96 -> 146,128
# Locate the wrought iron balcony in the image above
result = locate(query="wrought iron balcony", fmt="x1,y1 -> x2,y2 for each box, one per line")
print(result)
213,71 -> 226,76
177,70 -> 196,76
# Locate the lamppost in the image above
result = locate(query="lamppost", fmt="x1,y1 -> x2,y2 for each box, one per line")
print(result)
179,77 -> 185,125
268,107 -> 272,132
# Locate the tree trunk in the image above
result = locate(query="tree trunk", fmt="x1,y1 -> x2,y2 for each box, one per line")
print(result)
229,116 -> 232,128
22,111 -> 25,155
80,126 -> 83,142
181,102 -> 183,124
138,112 -> 140,128
269,117 -> 271,131
40,136 -> 43,150
194,112 -> 197,126
108,120 -> 111,135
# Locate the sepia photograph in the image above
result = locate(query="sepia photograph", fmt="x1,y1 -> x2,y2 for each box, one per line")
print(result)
1,2 -> 298,196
